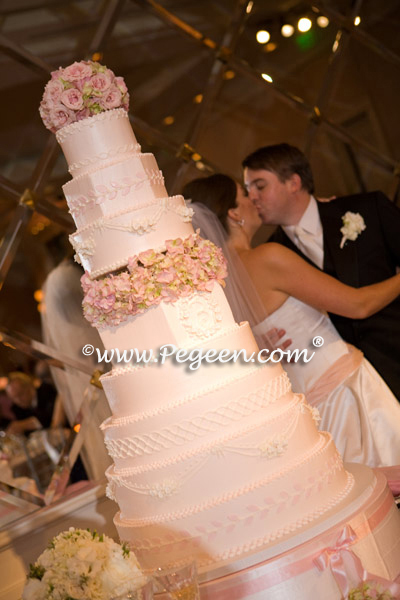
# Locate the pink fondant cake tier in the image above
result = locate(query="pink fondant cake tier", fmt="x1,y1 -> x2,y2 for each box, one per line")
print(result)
112,433 -> 352,570
56,108 -> 138,178
99,340 -> 288,419
69,194 -> 193,276
105,393 -> 330,513
63,153 -> 167,229
102,368 -> 293,471
98,282 -> 241,353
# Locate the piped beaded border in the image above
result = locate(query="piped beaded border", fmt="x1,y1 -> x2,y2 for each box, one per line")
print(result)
56,107 -> 129,143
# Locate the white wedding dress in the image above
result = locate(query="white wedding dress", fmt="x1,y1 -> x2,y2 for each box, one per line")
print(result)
254,296 -> 400,467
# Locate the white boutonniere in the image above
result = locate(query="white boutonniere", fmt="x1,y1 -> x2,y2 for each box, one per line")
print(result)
340,211 -> 366,249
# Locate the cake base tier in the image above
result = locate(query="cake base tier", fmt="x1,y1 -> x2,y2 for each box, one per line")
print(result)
154,464 -> 400,599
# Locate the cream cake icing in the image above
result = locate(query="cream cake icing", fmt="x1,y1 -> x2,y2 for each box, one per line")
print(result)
51,96 -> 354,572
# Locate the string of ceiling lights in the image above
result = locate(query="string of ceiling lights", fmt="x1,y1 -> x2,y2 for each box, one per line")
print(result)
160,4 -> 363,160
255,12 -> 361,46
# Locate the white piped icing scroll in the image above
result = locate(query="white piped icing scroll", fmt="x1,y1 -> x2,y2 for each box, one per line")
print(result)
55,105 -> 354,572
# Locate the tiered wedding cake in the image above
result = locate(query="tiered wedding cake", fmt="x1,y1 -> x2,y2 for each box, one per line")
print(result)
41,62 -> 400,596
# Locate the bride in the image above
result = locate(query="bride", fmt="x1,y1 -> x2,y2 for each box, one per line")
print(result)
183,174 -> 400,468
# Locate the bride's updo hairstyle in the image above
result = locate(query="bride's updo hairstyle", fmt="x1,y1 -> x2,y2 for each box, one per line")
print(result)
182,174 -> 237,233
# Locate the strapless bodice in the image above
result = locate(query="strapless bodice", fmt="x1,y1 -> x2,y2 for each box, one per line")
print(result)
254,296 -> 349,393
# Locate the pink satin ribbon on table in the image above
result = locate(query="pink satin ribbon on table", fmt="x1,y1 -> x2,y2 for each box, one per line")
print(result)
375,465 -> 400,496
306,345 -> 363,407
314,524 -> 400,598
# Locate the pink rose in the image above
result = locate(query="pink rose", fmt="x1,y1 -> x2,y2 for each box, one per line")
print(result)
39,104 -> 53,131
90,72 -> 112,93
75,108 -> 90,121
49,104 -> 74,131
62,61 -> 93,82
114,76 -> 128,95
61,88 -> 84,110
100,85 -> 122,109
44,79 -> 64,104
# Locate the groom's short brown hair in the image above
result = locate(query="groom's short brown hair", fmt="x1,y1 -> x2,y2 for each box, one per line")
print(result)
242,143 -> 314,194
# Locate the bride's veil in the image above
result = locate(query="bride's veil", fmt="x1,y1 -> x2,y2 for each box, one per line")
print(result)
190,201 -> 274,351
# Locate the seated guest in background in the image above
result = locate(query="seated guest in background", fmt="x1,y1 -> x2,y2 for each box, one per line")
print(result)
183,173 -> 400,467
5,371 -> 58,435
242,143 -> 400,399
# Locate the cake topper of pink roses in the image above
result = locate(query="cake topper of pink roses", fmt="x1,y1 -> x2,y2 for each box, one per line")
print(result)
39,60 -> 130,133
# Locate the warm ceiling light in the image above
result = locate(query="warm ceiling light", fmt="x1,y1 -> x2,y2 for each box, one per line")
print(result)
193,94 -> 203,104
354,15 -> 361,26
281,23 -> 294,37
298,17 -> 312,32
192,153 -> 202,161
162,116 -> 174,125
332,39 -> 339,52
256,29 -> 270,44
246,1 -> 253,14
91,52 -> 103,62
223,70 -> 236,80
317,15 -> 329,28
195,161 -> 205,171
264,42 -> 277,52
261,73 -> 273,83
34,289 -> 43,302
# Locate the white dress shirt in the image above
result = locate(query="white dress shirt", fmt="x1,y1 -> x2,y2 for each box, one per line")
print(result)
283,196 -> 324,269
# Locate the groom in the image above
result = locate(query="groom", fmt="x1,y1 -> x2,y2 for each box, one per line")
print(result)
243,143 -> 400,399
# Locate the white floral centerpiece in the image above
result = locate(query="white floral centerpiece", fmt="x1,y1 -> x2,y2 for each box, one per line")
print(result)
22,528 -> 148,600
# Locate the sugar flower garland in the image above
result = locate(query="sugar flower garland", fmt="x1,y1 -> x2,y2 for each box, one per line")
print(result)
81,232 -> 228,328
22,527 -> 147,600
39,60 -> 129,133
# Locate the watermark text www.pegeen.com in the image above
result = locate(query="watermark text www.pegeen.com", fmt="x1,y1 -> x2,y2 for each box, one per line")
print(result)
82,337 -> 324,371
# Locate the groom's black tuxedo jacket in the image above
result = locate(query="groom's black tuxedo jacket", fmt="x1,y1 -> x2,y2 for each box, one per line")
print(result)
269,191 -> 400,399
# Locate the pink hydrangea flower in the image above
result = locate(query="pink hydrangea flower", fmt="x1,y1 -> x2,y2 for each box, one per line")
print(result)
137,249 -> 159,267
81,234 -> 227,329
